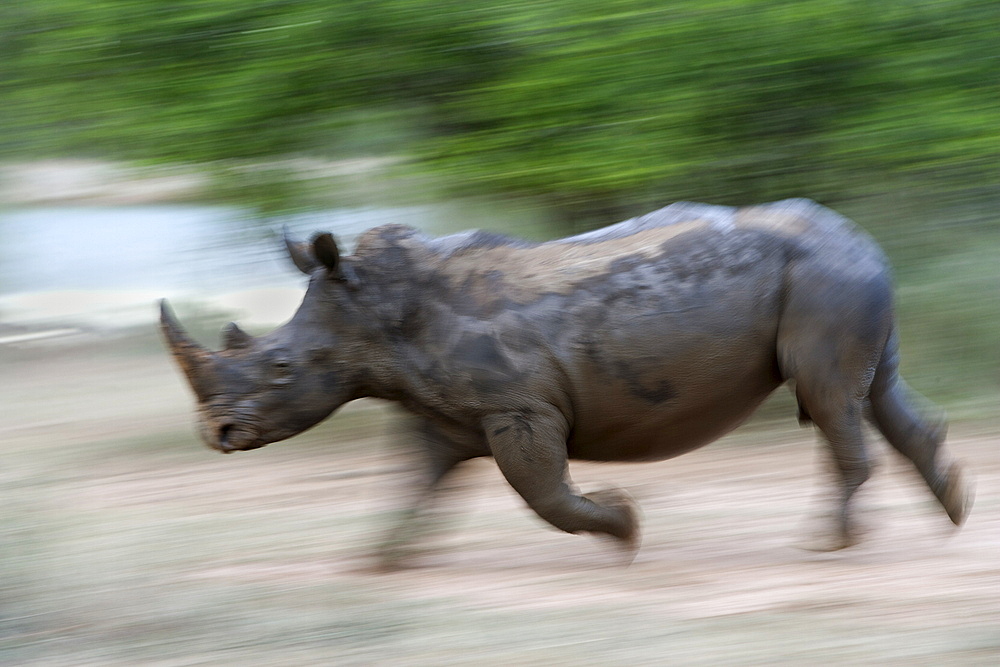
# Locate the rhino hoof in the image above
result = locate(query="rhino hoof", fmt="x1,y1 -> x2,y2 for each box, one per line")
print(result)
373,546 -> 414,572
795,512 -> 862,552
942,461 -> 974,527
796,531 -> 859,553
586,488 -> 643,564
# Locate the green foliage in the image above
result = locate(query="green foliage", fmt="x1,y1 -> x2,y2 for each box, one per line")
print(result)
419,0 -> 1000,217
1,1 -> 509,160
2,0 -> 998,215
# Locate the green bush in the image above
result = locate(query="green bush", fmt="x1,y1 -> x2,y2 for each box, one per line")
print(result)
3,1 -> 997,217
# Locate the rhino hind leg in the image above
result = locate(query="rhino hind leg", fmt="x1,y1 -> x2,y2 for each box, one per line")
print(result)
866,338 -> 973,526
778,273 -> 889,550
800,394 -> 874,550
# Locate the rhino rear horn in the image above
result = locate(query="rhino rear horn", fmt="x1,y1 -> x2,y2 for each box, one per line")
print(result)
221,321 -> 252,350
159,299 -> 218,400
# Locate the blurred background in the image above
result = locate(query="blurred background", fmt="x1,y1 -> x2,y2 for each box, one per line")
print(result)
2,1 -> 998,664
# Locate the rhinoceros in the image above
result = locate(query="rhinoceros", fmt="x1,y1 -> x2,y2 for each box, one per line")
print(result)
161,198 -> 970,563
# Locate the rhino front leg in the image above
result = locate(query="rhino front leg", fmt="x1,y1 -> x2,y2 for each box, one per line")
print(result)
375,421 -> 477,570
484,409 -> 640,554
375,457 -> 462,570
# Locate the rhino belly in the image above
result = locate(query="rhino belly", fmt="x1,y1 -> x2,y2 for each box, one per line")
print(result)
565,357 -> 782,462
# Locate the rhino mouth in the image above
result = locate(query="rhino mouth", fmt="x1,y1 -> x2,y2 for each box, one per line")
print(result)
213,423 -> 266,454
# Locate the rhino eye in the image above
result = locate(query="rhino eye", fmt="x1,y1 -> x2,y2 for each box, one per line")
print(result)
269,358 -> 294,385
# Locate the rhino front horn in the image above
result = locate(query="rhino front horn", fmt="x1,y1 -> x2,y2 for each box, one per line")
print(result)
159,299 -> 218,400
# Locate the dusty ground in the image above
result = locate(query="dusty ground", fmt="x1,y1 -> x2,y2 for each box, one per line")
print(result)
2,344 -> 998,665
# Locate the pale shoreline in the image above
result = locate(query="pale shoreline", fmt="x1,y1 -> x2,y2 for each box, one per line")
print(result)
0,157 -> 398,206
0,159 -> 208,206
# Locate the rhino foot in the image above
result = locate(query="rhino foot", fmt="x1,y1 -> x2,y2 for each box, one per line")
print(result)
795,511 -> 863,553
373,542 -> 417,572
796,530 -> 859,553
941,461 -> 974,527
372,506 -> 452,571
586,488 -> 642,565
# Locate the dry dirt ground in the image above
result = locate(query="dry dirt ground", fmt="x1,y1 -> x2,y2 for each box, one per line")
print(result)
2,345 -> 998,665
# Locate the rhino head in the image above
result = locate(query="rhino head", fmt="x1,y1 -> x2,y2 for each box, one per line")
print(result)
160,231 -> 366,453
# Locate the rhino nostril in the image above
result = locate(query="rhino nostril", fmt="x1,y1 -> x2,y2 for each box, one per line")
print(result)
218,424 -> 234,452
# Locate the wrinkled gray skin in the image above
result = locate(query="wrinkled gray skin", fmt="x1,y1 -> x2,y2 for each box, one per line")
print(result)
162,199 -> 971,564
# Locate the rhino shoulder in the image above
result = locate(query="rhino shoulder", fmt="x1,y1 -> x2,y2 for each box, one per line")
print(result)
353,224 -> 425,256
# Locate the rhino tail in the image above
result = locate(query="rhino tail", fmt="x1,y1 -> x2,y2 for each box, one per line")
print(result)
866,330 -> 972,527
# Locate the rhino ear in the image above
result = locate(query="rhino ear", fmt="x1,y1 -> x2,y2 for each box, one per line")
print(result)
312,232 -> 341,277
283,225 -> 319,275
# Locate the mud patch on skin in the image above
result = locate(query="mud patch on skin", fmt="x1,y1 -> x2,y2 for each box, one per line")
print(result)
735,206 -> 813,235
497,316 -> 544,353
421,202 -> 830,309
437,222 -> 710,304
452,333 -> 512,374
613,360 -> 678,404
450,332 -> 520,394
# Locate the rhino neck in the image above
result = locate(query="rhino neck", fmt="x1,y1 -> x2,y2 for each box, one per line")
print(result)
332,301 -> 451,420
351,326 -> 430,405
348,228 -> 500,418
